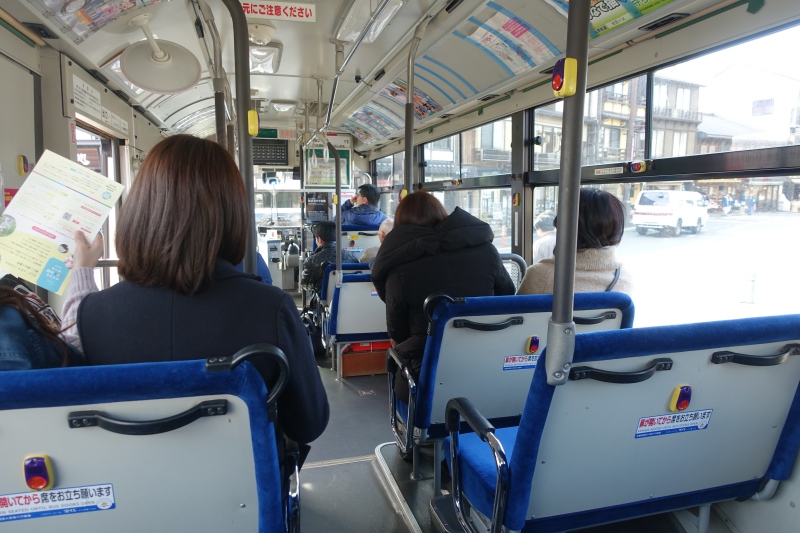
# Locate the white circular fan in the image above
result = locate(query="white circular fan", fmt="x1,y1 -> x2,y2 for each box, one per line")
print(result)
120,14 -> 201,94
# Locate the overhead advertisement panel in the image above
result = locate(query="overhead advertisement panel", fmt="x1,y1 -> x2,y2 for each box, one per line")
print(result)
379,79 -> 442,121
544,0 -> 679,38
465,6 -> 559,76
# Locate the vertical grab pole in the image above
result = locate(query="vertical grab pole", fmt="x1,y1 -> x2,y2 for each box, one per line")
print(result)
546,0 -> 591,386
403,18 -> 431,193
219,0 -> 255,274
329,140 -> 342,273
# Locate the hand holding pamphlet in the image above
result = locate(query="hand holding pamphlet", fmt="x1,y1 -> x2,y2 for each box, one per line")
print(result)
0,150 -> 124,295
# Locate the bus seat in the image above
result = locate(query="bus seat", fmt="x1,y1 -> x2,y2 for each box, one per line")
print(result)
328,273 -> 390,379
341,224 -> 380,259
435,314 -> 800,533
499,253 -> 527,292
319,262 -> 369,309
0,345 -> 296,533
387,292 -> 634,492
315,263 -> 370,357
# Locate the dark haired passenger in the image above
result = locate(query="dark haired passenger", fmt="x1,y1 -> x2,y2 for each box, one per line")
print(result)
61,135 -> 329,450
371,191 -> 515,400
517,188 -> 633,295
0,275 -> 84,370
300,221 -> 359,294
340,183 -> 387,226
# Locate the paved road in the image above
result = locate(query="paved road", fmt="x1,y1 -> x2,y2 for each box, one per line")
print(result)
618,212 -> 800,327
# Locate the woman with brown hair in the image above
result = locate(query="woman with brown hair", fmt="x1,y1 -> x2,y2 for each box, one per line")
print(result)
61,135 -> 328,448
517,188 -> 633,295
371,191 -> 515,399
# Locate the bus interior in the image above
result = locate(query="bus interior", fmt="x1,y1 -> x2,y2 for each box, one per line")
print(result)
1,0 -> 800,531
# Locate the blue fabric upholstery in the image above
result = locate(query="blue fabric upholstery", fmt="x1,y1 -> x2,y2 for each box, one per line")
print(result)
415,292 -> 634,430
0,360 -> 285,533
450,314 -> 800,532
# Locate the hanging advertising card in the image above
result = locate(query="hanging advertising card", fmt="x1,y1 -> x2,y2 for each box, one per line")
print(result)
304,134 -> 352,188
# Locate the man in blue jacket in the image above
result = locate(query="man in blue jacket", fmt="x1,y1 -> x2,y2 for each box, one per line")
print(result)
340,184 -> 387,226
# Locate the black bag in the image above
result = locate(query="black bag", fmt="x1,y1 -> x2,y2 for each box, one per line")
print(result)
301,312 -> 326,358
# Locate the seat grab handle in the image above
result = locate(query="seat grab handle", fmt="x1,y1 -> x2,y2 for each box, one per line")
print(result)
68,399 -> 228,436
453,316 -> 523,331
573,311 -> 617,325
711,344 -> 800,366
569,358 -> 673,384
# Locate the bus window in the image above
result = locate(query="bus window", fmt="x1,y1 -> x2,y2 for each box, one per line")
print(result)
76,126 -> 119,288
537,179 -> 800,328
431,188 -> 512,253
534,74 -> 647,170
423,134 -> 459,182
655,25 -> 800,159
460,117 -> 513,179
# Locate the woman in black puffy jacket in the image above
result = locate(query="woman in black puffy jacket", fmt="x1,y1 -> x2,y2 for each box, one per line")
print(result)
371,191 -> 515,399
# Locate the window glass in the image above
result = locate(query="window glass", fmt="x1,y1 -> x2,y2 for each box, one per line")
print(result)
534,111 -> 562,170
423,134 -> 459,182
533,178 -> 799,327
533,74 -> 647,169
392,152 -> 405,187
461,117 -> 513,178
431,188 -> 512,252
375,155 -> 392,187
255,191 -> 302,227
652,130 -> 665,158
672,131 -> 688,156
653,83 -> 668,108
654,24 -> 800,156
76,126 -> 117,287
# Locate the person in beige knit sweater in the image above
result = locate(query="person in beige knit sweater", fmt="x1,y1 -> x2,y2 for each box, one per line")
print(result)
517,188 -> 633,295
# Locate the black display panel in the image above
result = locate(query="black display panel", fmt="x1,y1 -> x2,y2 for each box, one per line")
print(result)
253,138 -> 289,165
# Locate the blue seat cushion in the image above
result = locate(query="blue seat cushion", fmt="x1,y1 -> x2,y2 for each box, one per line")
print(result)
445,427 -> 519,520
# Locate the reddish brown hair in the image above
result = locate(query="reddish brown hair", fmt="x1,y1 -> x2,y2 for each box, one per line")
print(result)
116,135 -> 248,294
0,287 -> 71,366
393,191 -> 447,228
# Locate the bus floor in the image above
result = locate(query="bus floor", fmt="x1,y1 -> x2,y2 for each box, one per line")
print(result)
300,363 -> 737,533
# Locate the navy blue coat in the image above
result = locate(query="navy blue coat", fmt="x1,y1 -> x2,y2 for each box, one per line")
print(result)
371,207 -> 515,345
78,259 -> 329,445
340,200 -> 387,226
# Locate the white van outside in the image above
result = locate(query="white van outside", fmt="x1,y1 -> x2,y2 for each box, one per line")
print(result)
631,190 -> 708,236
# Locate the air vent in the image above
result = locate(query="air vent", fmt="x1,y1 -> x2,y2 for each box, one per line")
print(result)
477,94 -> 498,102
445,0 -> 464,13
639,13 -> 689,32
374,69 -> 386,82
133,105 -> 146,115
540,65 -> 555,75
22,23 -> 58,40
439,114 -> 452,119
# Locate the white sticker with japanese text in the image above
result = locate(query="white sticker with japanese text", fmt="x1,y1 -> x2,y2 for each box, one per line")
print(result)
0,484 -> 115,523
635,409 -> 712,439
503,354 -> 538,371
